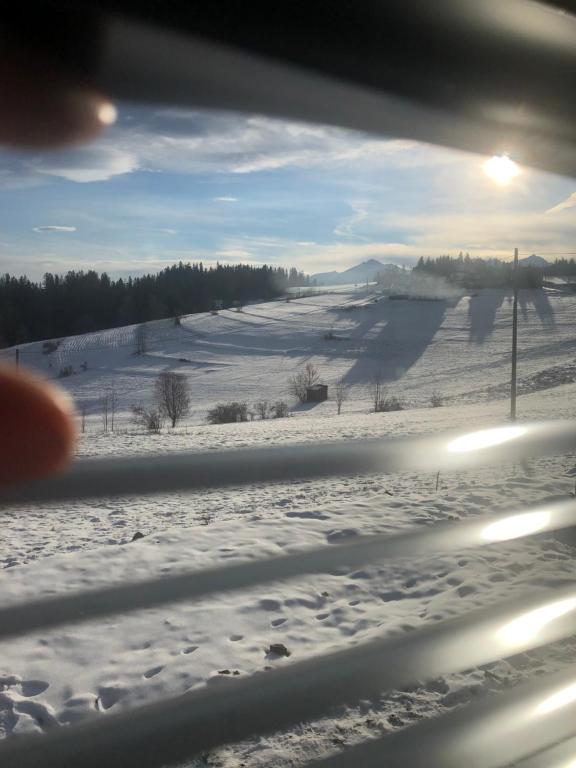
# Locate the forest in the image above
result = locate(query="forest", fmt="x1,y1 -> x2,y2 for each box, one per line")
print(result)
0,262 -> 310,347
413,254 -> 545,288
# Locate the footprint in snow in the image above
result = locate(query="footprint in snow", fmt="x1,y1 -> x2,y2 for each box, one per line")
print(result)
19,680 -> 49,697
143,666 -> 164,679
285,511 -> 330,520
182,645 -> 199,654
258,599 -> 282,611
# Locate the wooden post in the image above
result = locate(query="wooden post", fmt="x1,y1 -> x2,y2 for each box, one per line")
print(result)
510,247 -> 519,421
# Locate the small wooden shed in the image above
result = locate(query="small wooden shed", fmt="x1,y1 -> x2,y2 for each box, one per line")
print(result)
306,384 -> 328,402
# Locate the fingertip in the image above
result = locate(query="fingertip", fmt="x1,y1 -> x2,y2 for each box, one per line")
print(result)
0,366 -> 76,488
0,54 -> 116,148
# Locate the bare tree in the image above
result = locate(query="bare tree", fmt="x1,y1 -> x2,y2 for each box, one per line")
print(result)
100,392 -> 110,432
135,323 -> 147,355
289,362 -> 320,403
254,400 -> 270,420
335,377 -> 349,415
369,370 -> 384,412
155,372 -> 190,428
79,402 -> 87,433
132,405 -> 164,433
109,389 -> 118,431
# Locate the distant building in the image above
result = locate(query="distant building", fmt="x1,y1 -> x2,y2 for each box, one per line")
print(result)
306,384 -> 328,402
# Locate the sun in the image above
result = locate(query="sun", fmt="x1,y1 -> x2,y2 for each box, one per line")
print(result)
482,154 -> 520,185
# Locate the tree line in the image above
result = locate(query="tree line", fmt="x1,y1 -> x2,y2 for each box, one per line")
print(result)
0,262 -> 310,347
414,253 -> 543,289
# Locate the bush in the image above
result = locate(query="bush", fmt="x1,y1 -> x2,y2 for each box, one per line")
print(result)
271,400 -> 289,418
430,391 -> 444,408
132,405 -> 164,433
42,340 -> 59,354
375,395 -> 404,412
207,402 -> 248,424
57,365 -> 74,378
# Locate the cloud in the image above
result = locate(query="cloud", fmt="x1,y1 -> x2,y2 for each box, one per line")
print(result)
33,225 -> 77,233
214,196 -> 238,202
32,146 -> 138,183
334,202 -> 369,239
0,107 -> 428,188
546,192 -> 576,214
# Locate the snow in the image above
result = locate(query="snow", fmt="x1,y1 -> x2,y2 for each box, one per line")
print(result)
1,285 -> 576,765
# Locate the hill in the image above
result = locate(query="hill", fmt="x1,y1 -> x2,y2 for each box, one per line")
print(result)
312,258 -> 403,285
2,284 -> 572,426
519,254 -> 549,268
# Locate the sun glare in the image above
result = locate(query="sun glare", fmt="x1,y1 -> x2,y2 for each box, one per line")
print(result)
496,596 -> 576,647
447,426 -> 527,454
481,510 -> 551,542
482,155 -> 520,185
536,680 -> 576,716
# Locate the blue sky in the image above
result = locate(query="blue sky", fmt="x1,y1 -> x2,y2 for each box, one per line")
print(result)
1,103 -> 576,279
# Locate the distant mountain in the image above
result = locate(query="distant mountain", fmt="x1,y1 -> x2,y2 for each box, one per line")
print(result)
311,259 -> 404,285
519,254 -> 549,268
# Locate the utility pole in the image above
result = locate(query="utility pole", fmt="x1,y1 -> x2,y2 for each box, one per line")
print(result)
15,348 -> 19,369
510,247 -> 519,421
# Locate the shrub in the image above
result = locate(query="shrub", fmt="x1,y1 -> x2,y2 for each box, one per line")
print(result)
430,391 -> 444,408
271,400 -> 289,418
132,405 -> 164,433
375,395 -> 404,412
42,340 -> 59,354
207,402 -> 248,424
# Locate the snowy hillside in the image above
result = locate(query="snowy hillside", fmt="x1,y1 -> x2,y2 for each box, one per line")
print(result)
2,284 -> 574,428
2,283 -> 576,765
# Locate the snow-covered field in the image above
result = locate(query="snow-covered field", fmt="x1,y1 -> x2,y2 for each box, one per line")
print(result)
1,285 -> 576,765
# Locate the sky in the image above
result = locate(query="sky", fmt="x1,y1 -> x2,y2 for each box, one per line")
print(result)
1,103 -> 576,280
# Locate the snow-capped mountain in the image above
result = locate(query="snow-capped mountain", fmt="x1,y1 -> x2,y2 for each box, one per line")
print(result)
311,259 -> 404,285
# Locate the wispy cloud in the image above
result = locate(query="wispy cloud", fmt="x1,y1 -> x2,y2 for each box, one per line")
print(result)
33,225 -> 77,233
214,196 -> 238,202
0,109 -> 423,188
334,202 -> 369,239
546,192 -> 576,214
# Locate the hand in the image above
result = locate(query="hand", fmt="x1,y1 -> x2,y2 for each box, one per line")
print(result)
0,55 -> 115,488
